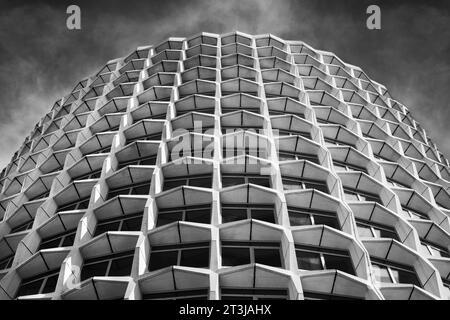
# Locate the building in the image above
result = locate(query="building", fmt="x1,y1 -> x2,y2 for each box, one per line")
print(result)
0,31 -> 449,300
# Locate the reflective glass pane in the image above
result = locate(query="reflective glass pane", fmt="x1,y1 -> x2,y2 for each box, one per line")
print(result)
42,274 -> 58,294
288,212 -> 311,226
81,261 -> 109,281
356,225 -> 374,238
221,247 -> 250,266
254,248 -> 281,267
222,208 -> 247,223
156,212 -> 183,227
323,253 -> 354,275
391,268 -> 421,286
189,177 -> 212,188
108,256 -> 133,276
180,248 -> 209,268
149,251 -> 178,271
251,209 -> 275,223
296,250 -> 323,270
186,209 -> 211,224
372,264 -> 392,283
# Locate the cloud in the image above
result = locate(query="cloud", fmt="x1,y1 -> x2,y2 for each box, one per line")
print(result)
0,0 -> 448,172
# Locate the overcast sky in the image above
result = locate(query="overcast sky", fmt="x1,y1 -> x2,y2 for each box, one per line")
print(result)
0,0 -> 449,170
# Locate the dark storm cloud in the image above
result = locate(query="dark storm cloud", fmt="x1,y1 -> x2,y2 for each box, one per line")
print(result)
0,0 -> 448,169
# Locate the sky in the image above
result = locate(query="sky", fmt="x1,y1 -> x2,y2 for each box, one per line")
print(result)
0,0 -> 449,170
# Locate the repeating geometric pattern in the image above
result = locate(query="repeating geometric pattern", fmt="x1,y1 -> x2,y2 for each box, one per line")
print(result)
0,31 -> 449,300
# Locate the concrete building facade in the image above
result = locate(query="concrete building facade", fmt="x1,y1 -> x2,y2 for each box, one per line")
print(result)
0,31 -> 449,300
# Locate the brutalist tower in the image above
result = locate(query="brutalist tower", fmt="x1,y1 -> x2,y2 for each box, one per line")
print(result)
0,31 -> 449,300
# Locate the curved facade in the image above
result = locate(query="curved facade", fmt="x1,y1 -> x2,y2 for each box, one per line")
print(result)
0,31 -> 450,300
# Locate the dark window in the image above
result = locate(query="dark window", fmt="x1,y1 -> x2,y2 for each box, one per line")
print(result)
295,245 -> 355,275
221,203 -> 276,224
126,132 -> 162,145
39,229 -> 77,250
278,151 -> 319,164
221,241 -> 282,267
282,177 -> 329,193
156,204 -> 211,227
177,107 -> 215,116
371,258 -> 421,287
93,212 -> 143,237
107,182 -> 151,200
163,174 -> 212,190
80,250 -> 134,281
58,197 -> 90,212
16,269 -> 60,297
221,173 -> 271,188
118,155 -> 157,169
288,206 -> 339,229
148,242 -> 210,271
221,126 -> 263,134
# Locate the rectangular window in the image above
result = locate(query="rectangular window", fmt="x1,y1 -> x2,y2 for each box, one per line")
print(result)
39,229 -> 77,250
156,204 -> 211,227
221,126 -> 263,134
143,288 -> 209,300
163,174 -> 212,191
371,259 -> 421,287
332,160 -> 367,174
93,212 -> 143,237
221,203 -> 275,224
295,245 -> 355,275
80,250 -> 135,281
276,129 -> 312,140
282,176 -> 329,193
107,182 -> 151,200
16,269 -> 60,297
126,132 -> 162,145
288,207 -> 339,229
58,197 -> 90,212
278,151 -> 319,164
221,173 -> 271,188
221,241 -> 282,267
343,188 -> 381,204
419,240 -> 450,258
118,155 -> 157,169
222,147 -> 266,159
148,242 -> 210,271
355,219 -> 399,241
